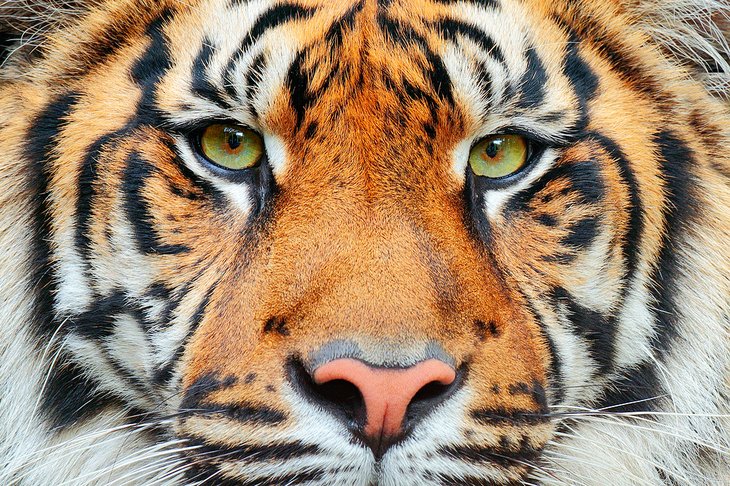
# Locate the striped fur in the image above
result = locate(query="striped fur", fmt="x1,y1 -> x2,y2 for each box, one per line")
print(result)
0,0 -> 728,484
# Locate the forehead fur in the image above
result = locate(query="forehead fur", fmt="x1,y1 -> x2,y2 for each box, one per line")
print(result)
1,0 -> 728,102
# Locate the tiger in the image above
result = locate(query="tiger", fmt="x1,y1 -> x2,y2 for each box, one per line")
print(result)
0,0 -> 728,484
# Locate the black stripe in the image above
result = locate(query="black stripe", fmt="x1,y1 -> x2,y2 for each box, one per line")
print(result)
76,133 -> 117,272
507,158 -> 605,216
147,281 -> 181,331
325,0 -> 364,46
551,13 -> 674,109
587,132 -> 643,289
422,43 -> 454,106
25,91 -> 131,426
131,10 -> 174,127
562,33 -> 599,134
286,49 -> 315,130
377,14 -> 454,105
27,93 -> 81,337
285,44 -> 354,131
516,45 -> 547,109
473,59 -> 494,104
648,130 -> 698,354
71,290 -> 127,339
123,151 -> 191,255
536,213 -> 557,227
41,359 -> 123,428
689,108 -> 726,164
542,325 -> 564,404
77,10 -> 177,268
402,77 -> 439,116
191,39 -> 230,108
560,216 -> 599,252
551,286 -> 614,374
152,283 -> 214,385
592,136 -> 697,412
238,4 -> 316,53
432,18 -> 506,66
146,281 -> 172,300
162,136 -> 219,200
508,380 -> 547,411
438,439 -> 540,469
60,12 -> 153,75
104,349 -> 154,396
183,436 -> 320,462
524,300 -> 565,404
464,168 -> 493,243
72,291 -> 157,394
239,52 -> 266,115
595,361 -> 661,412
471,408 -> 548,426
183,403 -> 288,426
179,372 -> 237,410
223,4 -> 317,89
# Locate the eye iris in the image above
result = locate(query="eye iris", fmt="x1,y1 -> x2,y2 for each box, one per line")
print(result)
469,134 -> 528,178
200,123 -> 263,170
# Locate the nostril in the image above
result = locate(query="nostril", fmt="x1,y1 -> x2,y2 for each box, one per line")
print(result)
412,380 -> 452,403
287,359 -> 367,427
405,367 -> 466,425
316,379 -> 363,412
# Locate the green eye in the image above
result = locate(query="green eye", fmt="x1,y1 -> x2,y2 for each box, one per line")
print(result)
199,123 -> 264,170
468,134 -> 529,179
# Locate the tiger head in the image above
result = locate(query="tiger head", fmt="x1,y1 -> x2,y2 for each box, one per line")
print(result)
0,0 -> 728,484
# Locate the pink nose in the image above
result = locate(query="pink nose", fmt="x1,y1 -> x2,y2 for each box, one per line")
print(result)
313,358 -> 456,440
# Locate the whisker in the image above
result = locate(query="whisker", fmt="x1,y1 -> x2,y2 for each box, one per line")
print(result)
562,414 -> 730,455
546,438 -> 654,486
56,442 -> 197,486
567,418 -> 719,484
102,446 -> 197,486
554,423 -> 699,485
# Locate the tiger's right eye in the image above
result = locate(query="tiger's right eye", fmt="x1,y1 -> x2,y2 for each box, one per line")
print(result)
468,134 -> 529,179
198,123 -> 264,170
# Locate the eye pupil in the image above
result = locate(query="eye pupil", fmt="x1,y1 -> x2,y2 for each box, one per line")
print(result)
485,141 -> 500,158
226,129 -> 242,150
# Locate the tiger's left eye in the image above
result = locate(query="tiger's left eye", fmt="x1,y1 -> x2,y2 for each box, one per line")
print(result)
198,123 -> 264,170
468,134 -> 529,179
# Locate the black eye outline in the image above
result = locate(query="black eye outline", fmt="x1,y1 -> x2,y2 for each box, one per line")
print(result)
466,130 -> 548,190
194,123 -> 265,169
186,121 -> 271,184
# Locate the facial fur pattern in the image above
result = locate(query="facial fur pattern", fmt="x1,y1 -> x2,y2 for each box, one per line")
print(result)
0,0 -> 728,484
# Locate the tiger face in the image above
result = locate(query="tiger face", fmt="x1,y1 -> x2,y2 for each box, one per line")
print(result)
0,0 -> 728,484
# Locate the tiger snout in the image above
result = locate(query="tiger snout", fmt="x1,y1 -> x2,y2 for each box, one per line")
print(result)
168,183 -> 556,482
176,313 -> 553,484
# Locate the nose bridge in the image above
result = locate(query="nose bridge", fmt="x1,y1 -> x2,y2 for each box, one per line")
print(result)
255,160 -> 523,351
338,219 -> 446,312
269,193 -> 461,327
